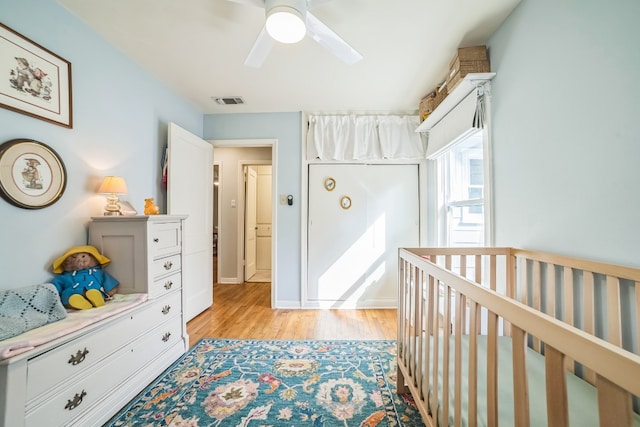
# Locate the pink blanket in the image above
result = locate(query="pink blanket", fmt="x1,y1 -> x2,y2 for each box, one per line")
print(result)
0,293 -> 147,360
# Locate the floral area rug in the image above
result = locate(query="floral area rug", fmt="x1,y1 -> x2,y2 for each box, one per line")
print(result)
105,339 -> 425,427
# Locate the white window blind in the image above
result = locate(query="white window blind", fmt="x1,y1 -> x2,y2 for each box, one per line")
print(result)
426,89 -> 482,159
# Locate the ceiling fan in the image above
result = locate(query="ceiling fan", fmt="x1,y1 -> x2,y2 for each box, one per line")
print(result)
227,0 -> 363,68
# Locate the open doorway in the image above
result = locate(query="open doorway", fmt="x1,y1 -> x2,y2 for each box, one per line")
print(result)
211,140 -> 277,306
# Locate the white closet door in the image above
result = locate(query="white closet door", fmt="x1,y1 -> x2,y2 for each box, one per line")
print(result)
167,122 -> 213,320
307,164 -> 419,307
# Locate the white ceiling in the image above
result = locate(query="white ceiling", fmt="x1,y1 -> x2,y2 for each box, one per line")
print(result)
58,0 -> 521,115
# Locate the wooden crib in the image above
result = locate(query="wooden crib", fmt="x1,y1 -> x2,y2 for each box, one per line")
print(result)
397,247 -> 640,427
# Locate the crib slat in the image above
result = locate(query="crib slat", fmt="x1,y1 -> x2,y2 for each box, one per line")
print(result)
454,294 -> 464,427
532,261 -> 542,352
583,272 -> 596,385
397,260 -> 408,394
546,263 -> 556,317
512,326 -> 530,427
606,275 -> 622,347
519,256 -> 528,305
545,346 -> 569,427
468,300 -> 479,427
583,272 -> 595,335
442,285 -> 452,426
490,255 -> 497,291
562,266 -> 575,374
487,311 -> 499,427
460,254 -> 467,279
597,375 -> 633,427
475,255 -> 482,290
416,269 -> 425,400
459,256 -> 468,334
429,277 -> 440,420
562,266 -> 574,326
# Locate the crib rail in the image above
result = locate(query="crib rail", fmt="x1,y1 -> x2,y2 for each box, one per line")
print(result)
397,247 -> 640,427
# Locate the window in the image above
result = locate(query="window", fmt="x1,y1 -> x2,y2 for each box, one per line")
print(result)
436,131 -> 487,247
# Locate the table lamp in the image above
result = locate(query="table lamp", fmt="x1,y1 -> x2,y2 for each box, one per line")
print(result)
98,176 -> 128,216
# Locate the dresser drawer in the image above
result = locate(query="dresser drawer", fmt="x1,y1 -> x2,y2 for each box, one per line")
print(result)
150,271 -> 182,298
151,253 -> 181,280
26,293 -> 181,400
24,319 -> 183,427
149,221 -> 181,259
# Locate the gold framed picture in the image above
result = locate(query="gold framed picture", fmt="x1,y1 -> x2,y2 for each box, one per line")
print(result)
0,139 -> 67,209
340,195 -> 351,210
324,177 -> 336,191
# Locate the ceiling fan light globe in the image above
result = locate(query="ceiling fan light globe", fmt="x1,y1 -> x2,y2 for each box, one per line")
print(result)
266,7 -> 306,44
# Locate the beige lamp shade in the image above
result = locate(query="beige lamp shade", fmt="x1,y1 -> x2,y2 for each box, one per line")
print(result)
98,176 -> 128,215
98,176 -> 128,194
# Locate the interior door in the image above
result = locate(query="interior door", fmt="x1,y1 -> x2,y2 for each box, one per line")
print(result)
256,166 -> 272,271
167,122 -> 213,320
244,166 -> 257,280
307,164 -> 419,307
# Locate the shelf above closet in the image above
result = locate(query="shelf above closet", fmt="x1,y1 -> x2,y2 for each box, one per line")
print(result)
415,72 -> 496,133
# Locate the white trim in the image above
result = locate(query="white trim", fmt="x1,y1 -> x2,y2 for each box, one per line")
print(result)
300,112 -> 310,308
483,90 -> 495,246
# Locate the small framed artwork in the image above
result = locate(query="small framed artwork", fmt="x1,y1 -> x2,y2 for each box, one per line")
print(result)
340,195 -> 352,210
324,177 -> 336,191
0,139 -> 67,209
0,23 -> 72,128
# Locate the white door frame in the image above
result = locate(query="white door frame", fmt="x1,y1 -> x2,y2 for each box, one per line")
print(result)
211,139 -> 277,308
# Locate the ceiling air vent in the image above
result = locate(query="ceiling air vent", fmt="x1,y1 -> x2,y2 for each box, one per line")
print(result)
213,96 -> 245,105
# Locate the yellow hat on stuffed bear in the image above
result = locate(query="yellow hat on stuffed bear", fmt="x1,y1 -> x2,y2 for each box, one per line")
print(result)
52,245 -> 111,274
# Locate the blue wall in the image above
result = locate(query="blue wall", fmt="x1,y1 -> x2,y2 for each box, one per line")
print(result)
488,0 -> 640,266
0,0 -> 203,288
204,112 -> 303,305
3,0 -> 639,300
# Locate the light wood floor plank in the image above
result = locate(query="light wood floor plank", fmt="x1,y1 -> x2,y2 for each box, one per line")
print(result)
186,283 -> 397,345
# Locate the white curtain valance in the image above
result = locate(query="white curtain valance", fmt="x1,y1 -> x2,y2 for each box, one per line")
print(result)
426,88 -> 485,159
307,115 -> 426,161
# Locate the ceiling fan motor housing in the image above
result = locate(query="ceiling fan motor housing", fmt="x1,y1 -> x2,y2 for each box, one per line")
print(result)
265,0 -> 308,43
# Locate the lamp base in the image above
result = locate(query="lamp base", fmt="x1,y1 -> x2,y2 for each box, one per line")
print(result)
103,211 -> 121,216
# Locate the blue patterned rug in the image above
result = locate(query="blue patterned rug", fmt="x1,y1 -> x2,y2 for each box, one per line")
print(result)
105,339 -> 425,426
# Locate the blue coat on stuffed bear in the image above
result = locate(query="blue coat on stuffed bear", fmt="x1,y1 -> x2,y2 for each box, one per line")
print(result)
51,246 -> 119,309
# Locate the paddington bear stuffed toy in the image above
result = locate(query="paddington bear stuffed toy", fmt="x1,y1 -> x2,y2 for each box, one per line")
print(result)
51,245 -> 119,310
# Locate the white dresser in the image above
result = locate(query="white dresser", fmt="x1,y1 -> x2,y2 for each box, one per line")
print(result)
0,215 -> 188,427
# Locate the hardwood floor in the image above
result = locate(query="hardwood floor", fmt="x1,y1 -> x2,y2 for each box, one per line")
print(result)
186,282 -> 398,346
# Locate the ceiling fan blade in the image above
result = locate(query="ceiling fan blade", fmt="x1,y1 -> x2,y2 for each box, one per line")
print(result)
305,12 -> 363,65
244,26 -> 276,68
